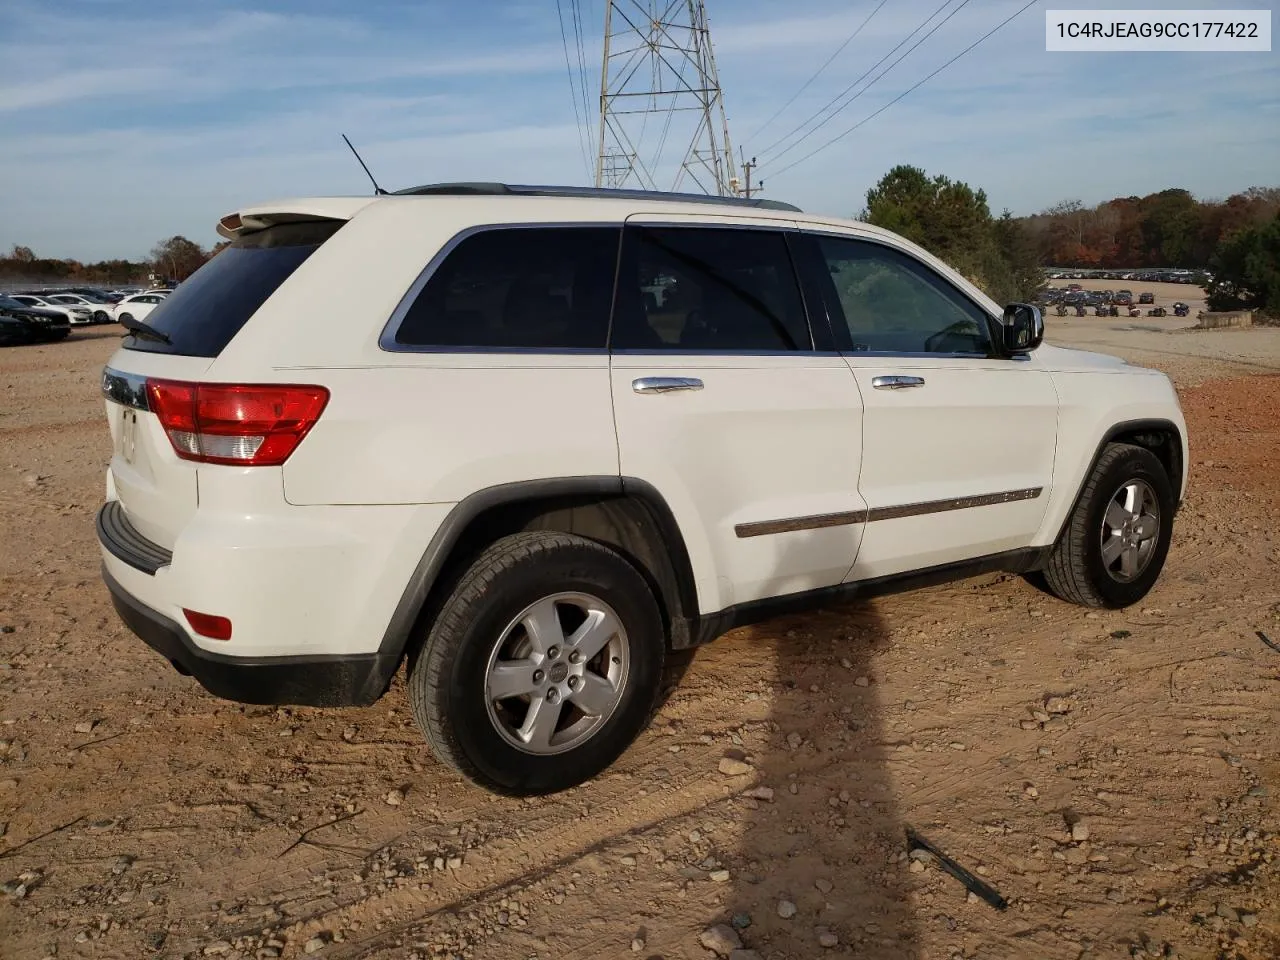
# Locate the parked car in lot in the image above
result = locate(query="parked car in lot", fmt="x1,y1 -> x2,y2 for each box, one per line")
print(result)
41,293 -> 115,323
1113,290 -> 1134,306
96,183 -> 1189,795
9,293 -> 95,325
0,296 -> 71,345
1138,292 -> 1155,305
110,292 -> 168,324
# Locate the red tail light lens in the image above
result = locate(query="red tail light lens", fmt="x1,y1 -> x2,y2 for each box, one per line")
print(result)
183,608 -> 233,641
146,380 -> 329,466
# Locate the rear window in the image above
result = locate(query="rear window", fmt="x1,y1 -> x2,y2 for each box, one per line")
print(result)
124,219 -> 343,357
391,226 -> 620,350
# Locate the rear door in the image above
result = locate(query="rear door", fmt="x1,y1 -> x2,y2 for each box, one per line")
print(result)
608,217 -> 865,613
102,219 -> 345,548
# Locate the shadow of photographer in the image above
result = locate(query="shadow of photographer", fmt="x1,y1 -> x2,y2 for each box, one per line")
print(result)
675,532 -> 921,960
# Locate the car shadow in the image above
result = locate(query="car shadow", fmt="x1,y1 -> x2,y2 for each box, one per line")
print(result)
687,532 -> 920,959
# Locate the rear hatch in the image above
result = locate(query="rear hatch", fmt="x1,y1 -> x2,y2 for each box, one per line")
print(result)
103,218 -> 346,550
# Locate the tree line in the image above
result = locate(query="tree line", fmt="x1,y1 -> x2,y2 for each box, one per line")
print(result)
0,235 -> 223,287
1022,187 -> 1280,270
860,165 -> 1279,315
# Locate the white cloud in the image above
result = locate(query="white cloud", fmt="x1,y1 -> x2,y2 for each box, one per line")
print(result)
0,67 -> 171,111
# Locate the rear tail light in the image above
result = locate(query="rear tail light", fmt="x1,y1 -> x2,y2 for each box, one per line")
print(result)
183,608 -> 232,640
145,380 -> 329,466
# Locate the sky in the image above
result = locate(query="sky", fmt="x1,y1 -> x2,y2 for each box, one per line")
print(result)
1,0 -> 1277,261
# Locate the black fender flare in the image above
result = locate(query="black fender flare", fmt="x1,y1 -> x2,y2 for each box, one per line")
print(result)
1048,417 -> 1186,551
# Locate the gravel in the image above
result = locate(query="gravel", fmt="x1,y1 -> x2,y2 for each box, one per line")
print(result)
777,899 -> 797,919
698,923 -> 743,956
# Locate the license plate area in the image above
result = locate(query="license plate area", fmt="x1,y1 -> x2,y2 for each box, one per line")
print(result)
118,406 -> 139,464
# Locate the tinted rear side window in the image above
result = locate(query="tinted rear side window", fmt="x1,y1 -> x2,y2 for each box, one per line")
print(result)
611,226 -> 811,351
392,226 -> 620,350
124,220 -> 344,357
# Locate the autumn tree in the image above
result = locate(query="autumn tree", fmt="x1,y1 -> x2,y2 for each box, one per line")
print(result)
150,235 -> 208,281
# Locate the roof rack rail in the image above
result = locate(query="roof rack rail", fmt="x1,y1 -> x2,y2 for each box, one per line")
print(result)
389,182 -> 802,213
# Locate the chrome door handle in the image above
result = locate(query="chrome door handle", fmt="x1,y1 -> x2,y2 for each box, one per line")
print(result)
871,375 -> 925,390
632,376 -> 704,394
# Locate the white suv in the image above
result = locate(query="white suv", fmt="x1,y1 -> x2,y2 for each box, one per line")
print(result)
97,183 -> 1188,794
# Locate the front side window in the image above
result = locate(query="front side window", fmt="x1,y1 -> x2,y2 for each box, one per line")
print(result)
815,235 -> 992,354
611,226 -> 811,351
393,226 -> 620,350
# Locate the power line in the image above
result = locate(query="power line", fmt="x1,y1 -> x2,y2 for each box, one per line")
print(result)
556,0 -> 593,180
761,0 -> 972,165
764,0 -> 1041,180
746,0 -> 889,144
754,0 -> 957,160
570,0 -> 596,171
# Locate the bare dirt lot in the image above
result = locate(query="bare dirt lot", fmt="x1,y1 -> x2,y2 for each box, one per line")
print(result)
2,324 -> 1278,960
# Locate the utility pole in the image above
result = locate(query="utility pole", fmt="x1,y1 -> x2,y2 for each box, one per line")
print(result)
596,1 -> 740,196
739,151 -> 760,199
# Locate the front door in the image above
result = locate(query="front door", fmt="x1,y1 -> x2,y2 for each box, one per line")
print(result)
608,218 -> 866,613
799,230 -> 1059,581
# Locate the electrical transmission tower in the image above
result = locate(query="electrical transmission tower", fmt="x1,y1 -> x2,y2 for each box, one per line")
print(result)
596,1 -> 740,196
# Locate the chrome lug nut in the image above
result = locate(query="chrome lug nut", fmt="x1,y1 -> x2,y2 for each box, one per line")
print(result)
532,669 -> 545,684
547,645 -> 561,660
568,650 -> 583,664
546,688 -> 561,704
567,675 -> 580,690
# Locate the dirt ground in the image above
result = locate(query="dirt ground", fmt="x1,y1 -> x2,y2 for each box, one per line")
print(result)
2,321 -> 1278,960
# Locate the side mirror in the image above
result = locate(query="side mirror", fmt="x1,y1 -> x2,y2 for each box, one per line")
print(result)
1001,303 -> 1044,355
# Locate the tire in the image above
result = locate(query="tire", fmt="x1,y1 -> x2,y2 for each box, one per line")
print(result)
93,311 -> 109,323
1042,442 -> 1175,608
118,313 -> 133,324
408,531 -> 665,795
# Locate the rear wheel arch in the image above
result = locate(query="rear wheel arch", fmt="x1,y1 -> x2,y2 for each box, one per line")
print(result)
369,477 -> 700,699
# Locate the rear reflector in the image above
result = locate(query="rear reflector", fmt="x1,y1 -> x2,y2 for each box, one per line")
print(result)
146,380 -> 329,466
183,608 -> 233,641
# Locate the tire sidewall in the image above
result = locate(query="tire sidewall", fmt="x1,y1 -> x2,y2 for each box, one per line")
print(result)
433,544 -> 664,794
1082,447 -> 1175,607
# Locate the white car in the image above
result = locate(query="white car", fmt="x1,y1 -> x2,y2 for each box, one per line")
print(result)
41,293 -> 115,324
111,292 -> 168,324
96,183 -> 1188,795
10,294 -> 95,325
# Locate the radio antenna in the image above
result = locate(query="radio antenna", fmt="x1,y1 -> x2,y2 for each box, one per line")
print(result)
341,134 -> 387,195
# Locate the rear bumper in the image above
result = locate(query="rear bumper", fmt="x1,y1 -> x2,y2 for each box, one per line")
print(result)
102,564 -> 393,707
